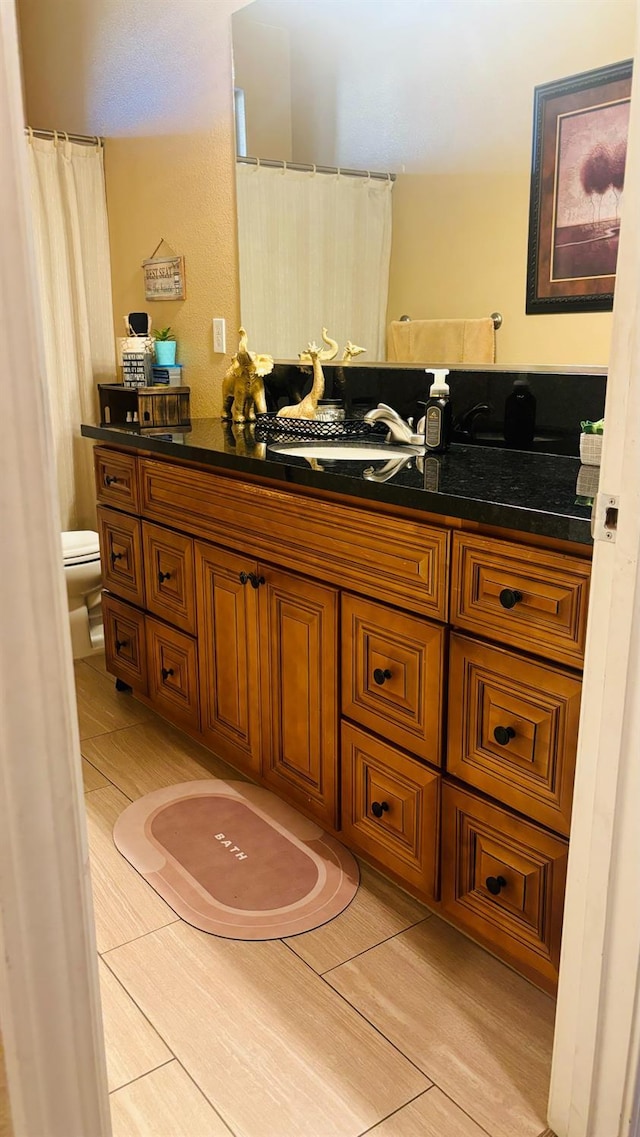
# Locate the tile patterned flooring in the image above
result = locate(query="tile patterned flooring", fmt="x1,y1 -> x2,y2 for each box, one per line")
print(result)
76,656 -> 557,1137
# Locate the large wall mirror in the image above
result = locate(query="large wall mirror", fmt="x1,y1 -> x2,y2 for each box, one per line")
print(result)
232,0 -> 635,368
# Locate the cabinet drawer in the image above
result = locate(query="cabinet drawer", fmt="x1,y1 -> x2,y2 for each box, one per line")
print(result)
143,522 -> 196,635
102,594 -> 148,694
342,594 -> 444,765
341,722 -> 439,901
94,446 -> 140,514
98,507 -> 144,608
441,784 -> 568,993
451,532 -> 590,668
140,457 -> 449,621
447,634 -> 580,835
146,617 -> 200,733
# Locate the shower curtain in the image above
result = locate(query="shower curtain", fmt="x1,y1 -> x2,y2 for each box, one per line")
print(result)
27,134 -> 116,531
236,162 -> 393,360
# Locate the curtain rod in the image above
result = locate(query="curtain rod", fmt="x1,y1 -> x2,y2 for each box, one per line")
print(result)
25,127 -> 104,147
237,155 -> 395,182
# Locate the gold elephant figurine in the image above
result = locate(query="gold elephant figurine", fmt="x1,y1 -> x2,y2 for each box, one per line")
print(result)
221,327 -> 274,422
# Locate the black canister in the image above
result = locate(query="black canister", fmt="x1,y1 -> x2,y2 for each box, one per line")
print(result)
503,379 -> 536,448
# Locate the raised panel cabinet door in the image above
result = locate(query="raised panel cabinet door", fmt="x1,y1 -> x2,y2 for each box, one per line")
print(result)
441,783 -> 568,995
94,446 -> 140,514
342,592 -> 445,765
447,633 -> 581,835
451,532 -> 591,668
98,506 -> 145,608
259,564 -> 339,828
146,617 -> 200,734
195,542 -> 261,778
143,521 -> 196,635
341,721 -> 440,901
102,593 -> 148,694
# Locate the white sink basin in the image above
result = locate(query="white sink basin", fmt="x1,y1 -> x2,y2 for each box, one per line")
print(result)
268,442 -> 420,461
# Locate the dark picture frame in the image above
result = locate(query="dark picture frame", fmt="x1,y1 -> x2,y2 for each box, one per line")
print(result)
526,60 -> 632,315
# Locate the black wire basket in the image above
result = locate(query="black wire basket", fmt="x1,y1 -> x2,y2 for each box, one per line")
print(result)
253,414 -> 387,443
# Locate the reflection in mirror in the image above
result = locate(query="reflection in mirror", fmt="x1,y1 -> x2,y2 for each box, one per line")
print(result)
232,0 -> 635,367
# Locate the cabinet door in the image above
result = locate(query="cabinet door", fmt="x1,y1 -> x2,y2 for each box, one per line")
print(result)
259,564 -> 339,828
195,542 -> 261,778
143,521 -> 196,635
98,506 -> 145,608
102,593 -> 148,694
146,617 -> 200,734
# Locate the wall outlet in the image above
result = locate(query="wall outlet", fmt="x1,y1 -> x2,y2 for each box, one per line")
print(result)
213,318 -> 226,354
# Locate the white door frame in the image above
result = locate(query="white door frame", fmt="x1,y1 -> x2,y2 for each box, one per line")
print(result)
548,6 -> 640,1134
0,2 -> 111,1134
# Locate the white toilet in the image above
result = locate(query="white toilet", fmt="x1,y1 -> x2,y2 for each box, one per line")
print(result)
61,531 -> 104,659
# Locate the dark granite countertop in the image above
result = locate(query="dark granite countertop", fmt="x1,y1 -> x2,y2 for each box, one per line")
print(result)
81,419 -> 596,546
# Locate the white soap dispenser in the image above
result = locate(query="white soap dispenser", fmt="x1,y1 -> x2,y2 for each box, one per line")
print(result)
423,368 -> 452,453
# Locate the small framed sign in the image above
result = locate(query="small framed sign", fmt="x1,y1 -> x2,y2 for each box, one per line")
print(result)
142,254 -> 186,301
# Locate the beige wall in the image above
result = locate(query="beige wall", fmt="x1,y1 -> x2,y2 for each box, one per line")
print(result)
18,0 -> 249,416
233,16 -> 292,162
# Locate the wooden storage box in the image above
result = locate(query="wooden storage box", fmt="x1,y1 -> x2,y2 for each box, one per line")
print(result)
98,383 -> 190,429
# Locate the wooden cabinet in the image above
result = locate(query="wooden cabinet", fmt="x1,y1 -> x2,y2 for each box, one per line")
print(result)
341,722 -> 440,900
98,506 -> 145,608
260,564 -> 339,828
95,443 -> 592,992
447,633 -> 581,835
143,522 -> 196,635
342,593 -> 444,766
195,541 -> 261,778
441,784 -> 568,995
451,531 -> 590,668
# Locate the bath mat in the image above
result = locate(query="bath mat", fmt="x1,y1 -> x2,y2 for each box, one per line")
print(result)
113,780 -> 359,939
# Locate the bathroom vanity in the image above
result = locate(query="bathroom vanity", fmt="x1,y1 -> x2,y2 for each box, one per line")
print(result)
82,420 -> 593,995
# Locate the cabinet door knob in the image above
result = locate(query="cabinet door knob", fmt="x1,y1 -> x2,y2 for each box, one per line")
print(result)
161,667 -> 174,681
371,800 -> 389,819
239,570 -> 265,589
239,571 -> 250,586
499,588 -> 523,610
158,569 -> 172,583
373,668 -> 392,686
110,550 -> 124,563
115,638 -> 128,652
485,875 -> 507,896
493,725 -> 516,746
104,474 -> 119,486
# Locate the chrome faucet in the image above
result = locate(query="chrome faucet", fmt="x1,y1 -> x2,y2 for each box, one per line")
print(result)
364,403 -> 425,447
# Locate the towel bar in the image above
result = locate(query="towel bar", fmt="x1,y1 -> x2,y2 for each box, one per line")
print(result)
398,312 -> 503,330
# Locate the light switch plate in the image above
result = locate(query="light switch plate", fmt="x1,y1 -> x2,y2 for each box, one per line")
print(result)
213,318 -> 226,354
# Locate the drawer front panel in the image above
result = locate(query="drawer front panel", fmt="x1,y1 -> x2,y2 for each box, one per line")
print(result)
94,446 -> 140,514
451,532 -> 590,668
143,522 -> 196,635
341,722 -> 439,900
146,617 -> 200,733
140,457 -> 449,621
441,784 -> 568,993
102,594 -> 148,694
448,634 -> 581,835
342,593 -> 445,765
98,507 -> 145,608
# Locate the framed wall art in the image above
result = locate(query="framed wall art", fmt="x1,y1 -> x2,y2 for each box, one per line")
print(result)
526,59 -> 632,314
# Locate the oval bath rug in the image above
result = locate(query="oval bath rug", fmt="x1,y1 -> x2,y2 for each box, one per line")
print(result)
113,780 -> 359,939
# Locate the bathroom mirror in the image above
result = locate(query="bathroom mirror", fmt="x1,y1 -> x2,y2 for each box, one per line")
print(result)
232,0 -> 635,367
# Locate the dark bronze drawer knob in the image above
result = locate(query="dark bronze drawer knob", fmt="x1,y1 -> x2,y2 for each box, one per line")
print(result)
161,667 -> 174,681
115,638 -> 128,652
158,569 -> 172,583
371,800 -> 389,819
486,875 -> 507,896
373,668 -> 392,686
499,588 -> 523,610
239,570 -> 265,589
110,550 -> 124,564
104,474 -> 120,486
493,725 -> 516,746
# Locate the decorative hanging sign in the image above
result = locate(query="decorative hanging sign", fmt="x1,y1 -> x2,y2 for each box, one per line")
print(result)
142,239 -> 186,301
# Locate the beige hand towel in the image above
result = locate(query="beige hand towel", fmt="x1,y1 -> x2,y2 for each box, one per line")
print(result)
388,317 -> 496,364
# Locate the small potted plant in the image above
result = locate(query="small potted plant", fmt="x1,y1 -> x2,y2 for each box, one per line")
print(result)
153,327 -> 177,366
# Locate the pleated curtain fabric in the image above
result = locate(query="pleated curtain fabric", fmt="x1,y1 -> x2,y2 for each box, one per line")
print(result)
26,136 -> 116,531
236,162 -> 393,360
